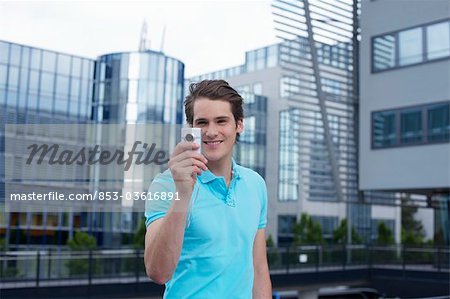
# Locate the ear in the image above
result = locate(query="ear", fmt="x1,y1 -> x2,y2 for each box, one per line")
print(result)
236,119 -> 244,134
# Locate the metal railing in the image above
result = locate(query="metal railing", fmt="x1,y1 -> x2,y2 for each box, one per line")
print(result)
0,245 -> 448,288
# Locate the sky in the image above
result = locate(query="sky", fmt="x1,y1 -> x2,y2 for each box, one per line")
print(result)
0,0 -> 279,77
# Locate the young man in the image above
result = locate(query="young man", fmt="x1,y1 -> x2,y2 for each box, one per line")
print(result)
144,80 -> 272,298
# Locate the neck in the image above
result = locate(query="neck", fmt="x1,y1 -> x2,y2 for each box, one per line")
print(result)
207,158 -> 233,186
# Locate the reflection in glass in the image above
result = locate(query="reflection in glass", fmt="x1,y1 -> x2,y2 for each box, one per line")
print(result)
21,47 -> 30,69
10,44 -> 22,66
56,76 -> 70,97
428,104 -> 450,142
29,70 -> 40,92
253,82 -> 262,95
39,95 -> 53,112
0,64 -> 7,88
8,66 -> 20,87
373,35 -> 396,71
279,109 -> 300,200
427,21 -> 450,60
31,48 -> 41,69
241,116 -> 256,143
42,51 -> 57,72
400,110 -> 422,144
373,112 -> 396,147
399,28 -> 423,66
246,50 -> 256,72
72,57 -> 82,77
57,54 -> 72,75
54,98 -> 68,113
267,45 -> 278,68
40,72 -> 54,95
0,41 -> 9,64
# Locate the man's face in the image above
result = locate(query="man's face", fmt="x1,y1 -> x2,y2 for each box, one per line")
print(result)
192,98 -> 243,165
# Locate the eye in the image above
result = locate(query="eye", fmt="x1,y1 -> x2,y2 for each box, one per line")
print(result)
218,119 -> 227,124
196,121 -> 207,126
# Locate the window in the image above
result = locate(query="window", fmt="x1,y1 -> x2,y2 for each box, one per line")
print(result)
279,109 -> 300,201
0,64 -> 7,88
267,45 -> 278,67
278,215 -> 297,246
57,54 -> 72,75
10,44 -> 22,66
427,22 -> 450,60
372,102 -> 449,148
372,20 -> 450,72
253,82 -> 262,95
30,48 -> 41,69
400,109 -> 422,144
373,35 -> 396,71
0,41 -> 9,64
311,216 -> 338,238
40,72 -> 55,95
373,111 -> 396,147
428,104 -> 449,142
42,51 -> 57,72
240,116 -> 255,143
246,50 -> 256,72
399,28 -> 423,66
55,76 -> 70,97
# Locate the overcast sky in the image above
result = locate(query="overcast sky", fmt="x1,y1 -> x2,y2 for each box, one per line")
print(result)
0,0 -> 279,77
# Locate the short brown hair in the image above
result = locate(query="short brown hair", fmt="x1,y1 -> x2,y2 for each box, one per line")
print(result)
184,80 -> 244,140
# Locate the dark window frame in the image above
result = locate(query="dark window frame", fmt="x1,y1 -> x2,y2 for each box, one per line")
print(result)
371,18 -> 450,73
371,100 -> 450,149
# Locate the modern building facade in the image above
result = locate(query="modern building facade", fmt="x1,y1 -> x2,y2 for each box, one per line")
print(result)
0,41 -> 95,247
359,0 -> 450,245
188,33 -> 399,244
0,40 -> 185,248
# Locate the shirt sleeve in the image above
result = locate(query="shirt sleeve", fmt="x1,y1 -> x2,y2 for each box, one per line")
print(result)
258,179 -> 268,229
144,170 -> 176,228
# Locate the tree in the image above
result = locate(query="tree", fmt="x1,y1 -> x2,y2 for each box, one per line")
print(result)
332,219 -> 362,245
376,222 -> 394,245
266,235 -> 280,267
0,238 -> 6,251
67,231 -> 97,250
66,232 -> 98,276
401,197 -> 426,246
292,213 -> 324,245
133,219 -> 147,249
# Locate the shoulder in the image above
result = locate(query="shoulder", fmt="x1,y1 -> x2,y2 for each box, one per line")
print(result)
149,169 -> 175,191
154,168 -> 174,183
235,164 -> 266,188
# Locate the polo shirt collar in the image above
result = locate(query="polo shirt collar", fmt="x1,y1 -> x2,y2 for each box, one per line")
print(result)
198,158 -> 241,184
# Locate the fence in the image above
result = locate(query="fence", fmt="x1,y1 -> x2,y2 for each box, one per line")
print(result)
1,245 -> 449,288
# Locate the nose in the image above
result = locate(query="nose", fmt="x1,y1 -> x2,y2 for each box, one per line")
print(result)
205,123 -> 219,139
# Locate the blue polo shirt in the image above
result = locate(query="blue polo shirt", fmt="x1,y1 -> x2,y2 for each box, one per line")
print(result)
145,159 -> 267,299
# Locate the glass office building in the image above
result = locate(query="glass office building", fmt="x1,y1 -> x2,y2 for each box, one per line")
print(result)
93,51 -> 184,124
0,41 -> 185,248
0,41 -> 95,247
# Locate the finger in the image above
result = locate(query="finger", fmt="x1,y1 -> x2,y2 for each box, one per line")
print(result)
171,141 -> 201,157
170,150 -> 208,167
172,165 -> 202,180
172,156 -> 208,171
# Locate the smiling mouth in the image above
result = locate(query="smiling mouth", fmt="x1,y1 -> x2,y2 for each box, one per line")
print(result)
203,141 -> 223,145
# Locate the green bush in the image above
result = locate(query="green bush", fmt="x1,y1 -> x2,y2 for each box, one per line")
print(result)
66,232 -> 99,277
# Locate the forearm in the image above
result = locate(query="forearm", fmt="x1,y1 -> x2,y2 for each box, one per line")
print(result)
145,192 -> 191,284
253,266 -> 272,298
